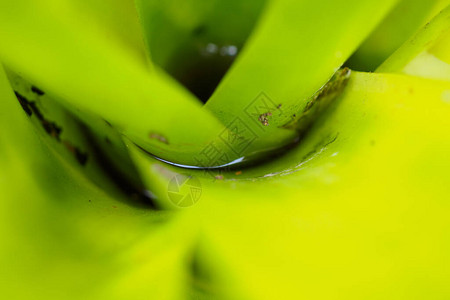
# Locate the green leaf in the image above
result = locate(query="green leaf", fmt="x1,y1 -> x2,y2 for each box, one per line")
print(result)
2,2 -> 450,299
0,66 -> 198,299
127,71 -> 450,298
377,4 -> 450,78
203,0 -> 401,163
0,0 -> 227,167
347,0 -> 450,71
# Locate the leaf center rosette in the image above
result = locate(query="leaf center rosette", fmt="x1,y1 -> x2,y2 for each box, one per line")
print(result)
0,0 -> 403,170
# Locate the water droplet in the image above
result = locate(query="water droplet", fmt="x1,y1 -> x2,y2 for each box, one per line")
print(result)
220,45 -> 238,57
203,43 -> 219,55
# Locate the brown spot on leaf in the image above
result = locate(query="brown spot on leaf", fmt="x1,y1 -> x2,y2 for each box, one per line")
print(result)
258,112 -> 272,126
149,132 -> 169,144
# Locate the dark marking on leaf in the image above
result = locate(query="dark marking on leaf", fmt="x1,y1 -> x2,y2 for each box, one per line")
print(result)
104,119 -> 113,127
304,68 -> 351,114
301,133 -> 339,161
323,133 -> 339,148
75,148 -> 89,166
63,140 -> 89,166
283,68 -> 351,132
14,91 -> 33,116
42,120 -> 62,141
31,86 -> 45,96
14,90 -> 62,141
13,90 -> 91,166
81,127 -> 159,209
27,101 -> 44,120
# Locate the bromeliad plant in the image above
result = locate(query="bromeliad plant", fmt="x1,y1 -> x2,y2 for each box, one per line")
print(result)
1,0 -> 450,299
